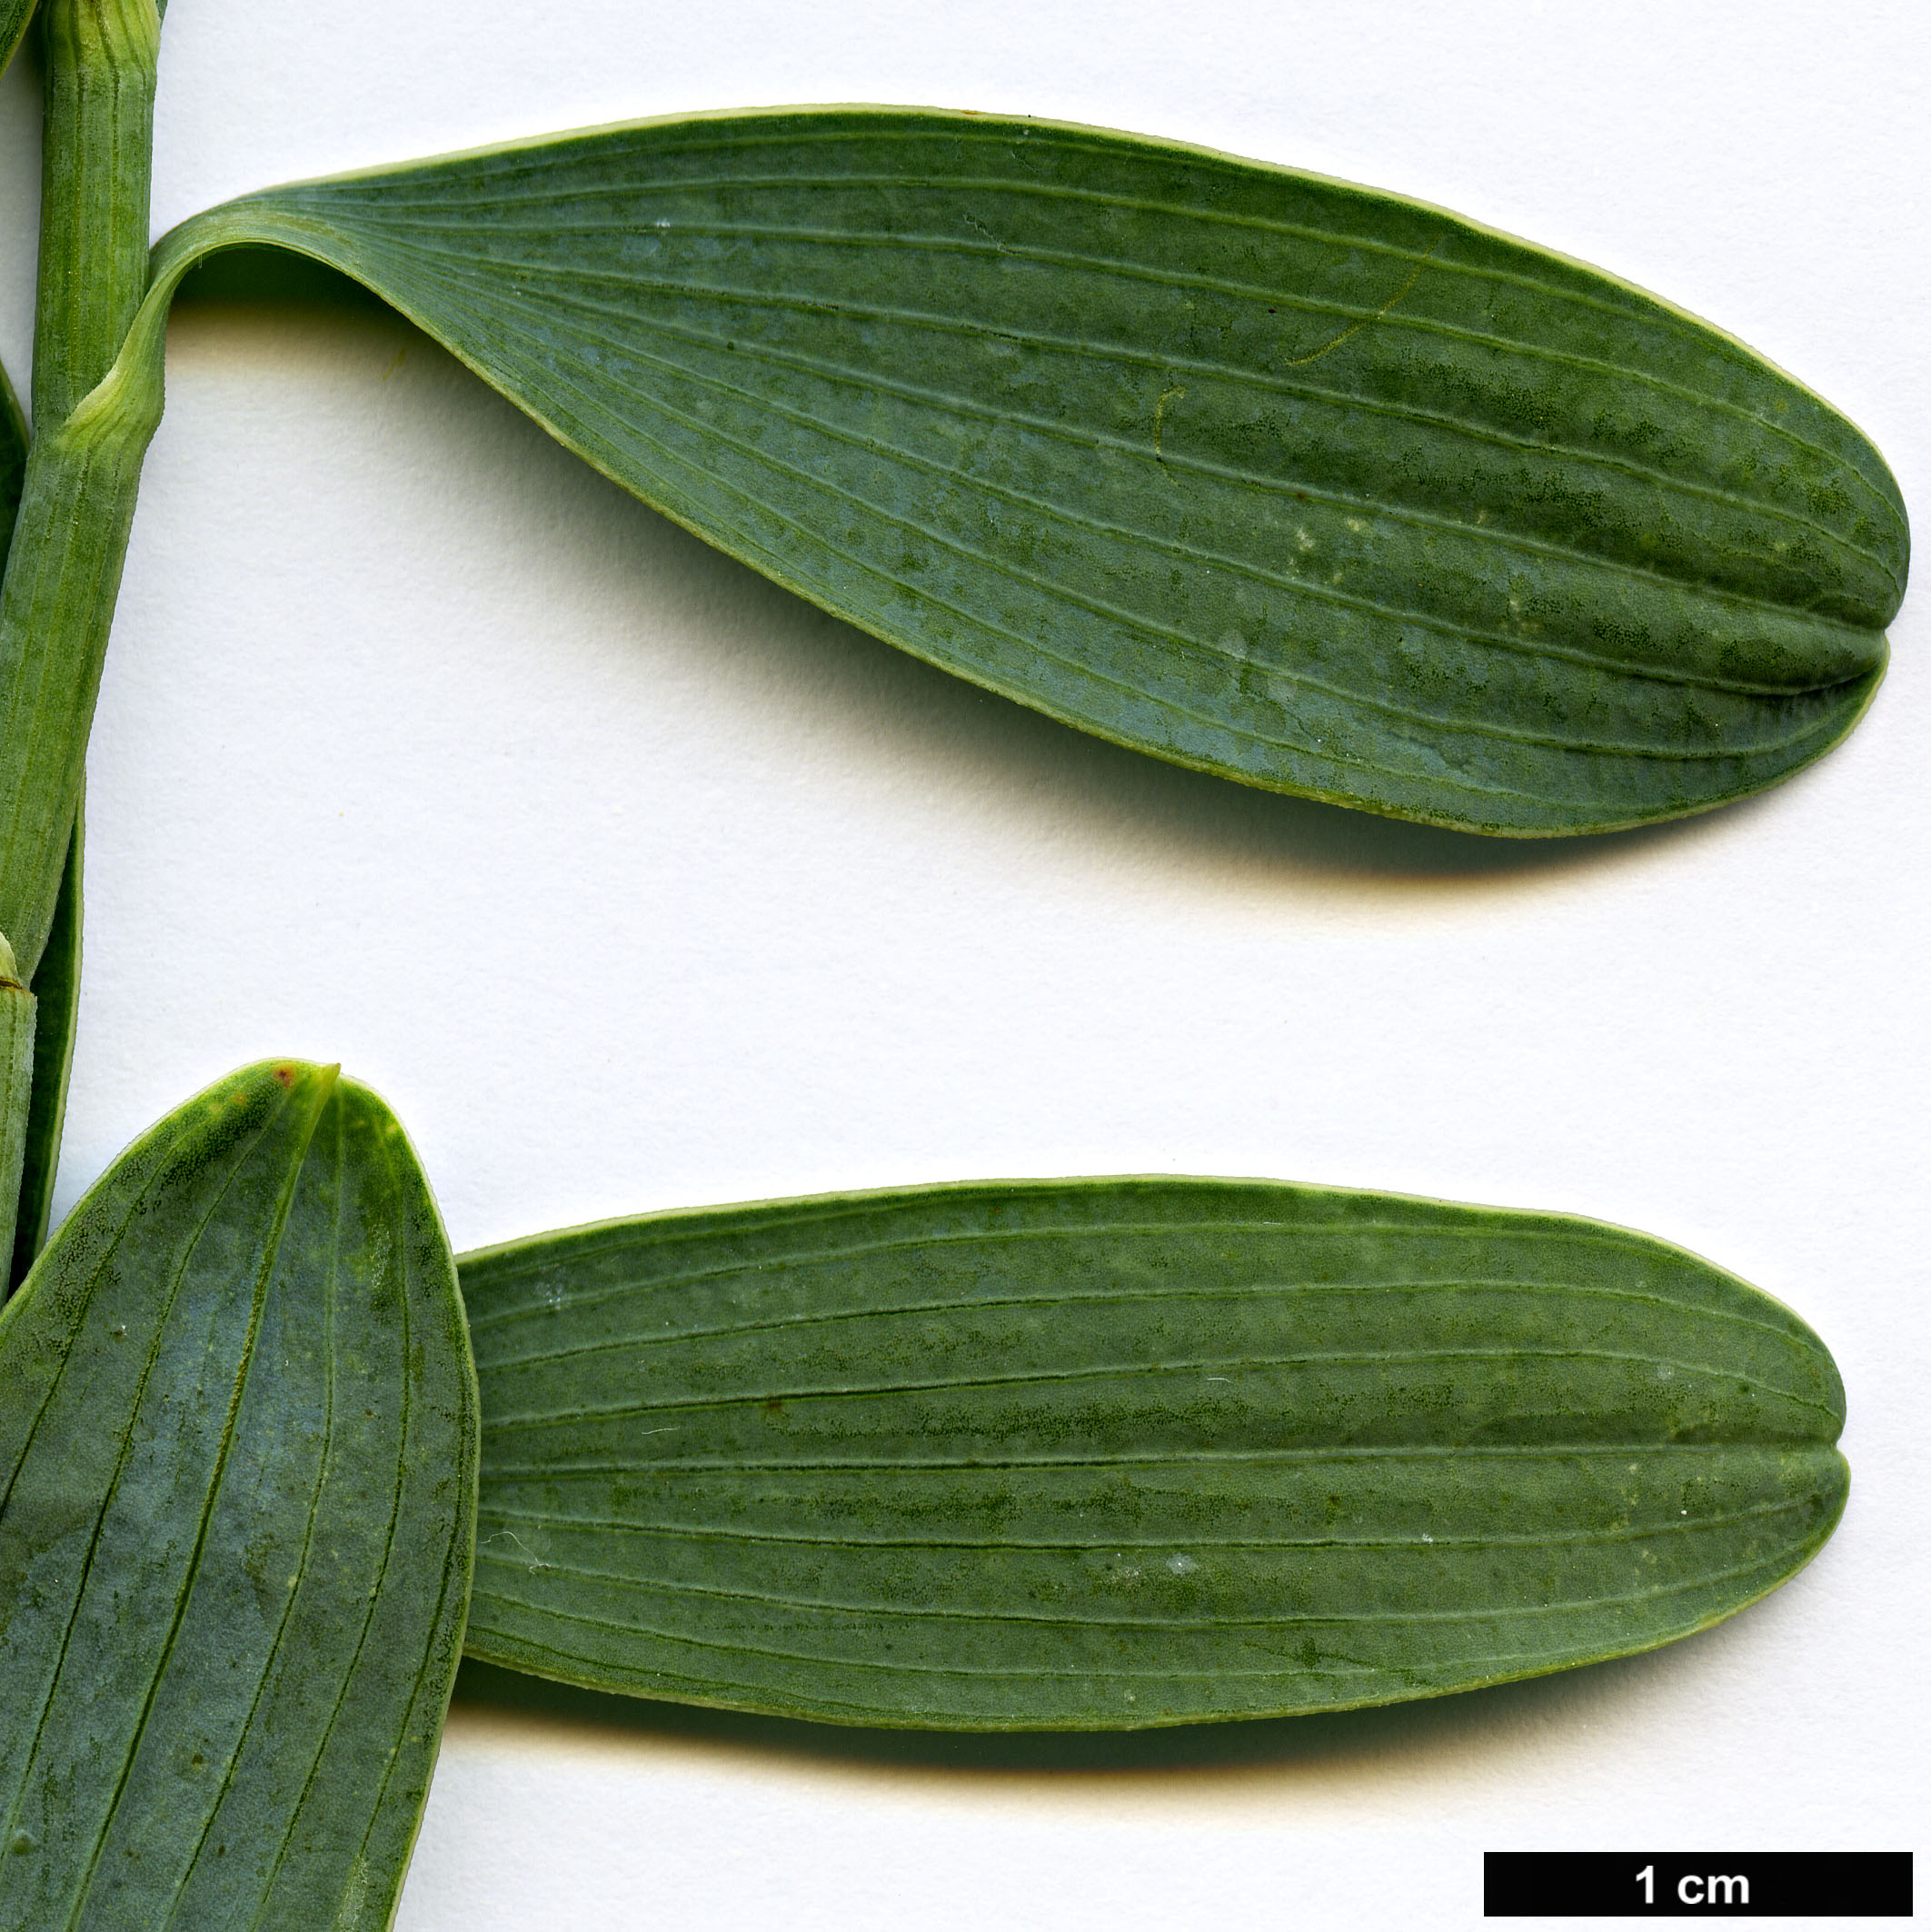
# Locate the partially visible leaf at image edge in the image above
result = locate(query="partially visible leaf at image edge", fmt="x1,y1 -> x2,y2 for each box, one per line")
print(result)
0,1060 -> 479,1927
139,106 -> 1907,836
0,2 -> 32,89
459,1176 -> 1847,1729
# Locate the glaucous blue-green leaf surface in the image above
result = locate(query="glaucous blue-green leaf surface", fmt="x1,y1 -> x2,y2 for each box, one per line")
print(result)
460,1178 -> 1846,1729
144,108 -> 1906,835
0,1061 -> 479,1926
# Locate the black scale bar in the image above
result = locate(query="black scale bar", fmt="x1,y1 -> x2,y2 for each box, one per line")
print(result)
1485,1852 -> 1912,1917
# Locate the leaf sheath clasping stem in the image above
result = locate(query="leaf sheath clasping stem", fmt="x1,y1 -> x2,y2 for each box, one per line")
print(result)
0,0 -> 163,1272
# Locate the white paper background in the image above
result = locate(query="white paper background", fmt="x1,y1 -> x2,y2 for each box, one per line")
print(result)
1,0 -> 1924,1923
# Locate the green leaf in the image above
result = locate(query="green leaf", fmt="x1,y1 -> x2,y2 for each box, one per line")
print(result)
0,1061 -> 479,1926
459,1177 -> 1846,1729
8,798 -> 81,1293
0,3 -> 32,87
145,107 -> 1906,836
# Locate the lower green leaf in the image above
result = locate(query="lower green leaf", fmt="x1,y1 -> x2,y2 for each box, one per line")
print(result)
0,1061 -> 479,1927
460,1178 -> 1846,1729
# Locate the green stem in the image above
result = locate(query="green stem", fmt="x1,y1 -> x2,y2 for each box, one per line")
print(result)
0,354 -> 161,979
0,0 -> 161,980
33,0 -> 160,427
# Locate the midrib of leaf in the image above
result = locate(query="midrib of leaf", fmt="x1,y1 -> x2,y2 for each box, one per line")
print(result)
475,1494 -> 1812,1552
479,1443 -> 1828,1475
478,1349 -> 1832,1430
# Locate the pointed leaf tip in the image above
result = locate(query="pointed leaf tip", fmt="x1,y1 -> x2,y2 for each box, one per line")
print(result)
266,1055 -> 336,1090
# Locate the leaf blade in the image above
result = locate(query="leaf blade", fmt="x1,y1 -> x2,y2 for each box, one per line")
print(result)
458,1177 -> 1846,1729
0,1063 -> 479,1926
150,107 -> 1906,835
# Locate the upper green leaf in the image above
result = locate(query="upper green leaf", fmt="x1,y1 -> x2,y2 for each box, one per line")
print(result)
458,1176 -> 1847,1729
0,1061 -> 479,1927
146,107 -> 1906,835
